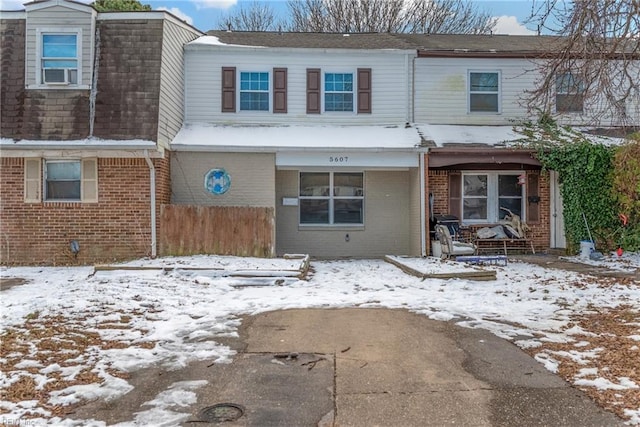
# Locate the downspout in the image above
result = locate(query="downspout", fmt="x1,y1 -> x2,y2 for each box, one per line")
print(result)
144,150 -> 157,258
420,150 -> 427,257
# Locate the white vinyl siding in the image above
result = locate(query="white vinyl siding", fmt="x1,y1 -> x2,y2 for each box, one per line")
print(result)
157,19 -> 202,150
184,48 -> 412,125
25,4 -> 95,89
414,58 -> 532,125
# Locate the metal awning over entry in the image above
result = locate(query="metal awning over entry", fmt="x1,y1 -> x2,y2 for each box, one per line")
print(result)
428,148 -> 540,168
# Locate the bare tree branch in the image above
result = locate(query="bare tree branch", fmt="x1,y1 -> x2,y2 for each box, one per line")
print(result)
217,1 -> 284,31
525,0 -> 640,128
286,0 -> 495,34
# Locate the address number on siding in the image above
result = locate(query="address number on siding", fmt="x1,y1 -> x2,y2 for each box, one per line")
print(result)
329,156 -> 349,163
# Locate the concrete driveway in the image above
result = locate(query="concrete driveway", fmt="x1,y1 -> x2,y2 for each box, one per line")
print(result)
72,308 -> 623,426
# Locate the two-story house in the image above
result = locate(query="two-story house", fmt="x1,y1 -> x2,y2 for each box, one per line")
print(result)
171,31 -> 427,258
405,34 -> 638,254
0,0 -> 202,264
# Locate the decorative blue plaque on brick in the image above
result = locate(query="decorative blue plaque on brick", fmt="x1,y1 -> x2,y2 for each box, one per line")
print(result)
204,168 -> 231,195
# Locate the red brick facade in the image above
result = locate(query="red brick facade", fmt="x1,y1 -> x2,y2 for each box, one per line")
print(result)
427,166 -> 551,252
0,155 -> 170,265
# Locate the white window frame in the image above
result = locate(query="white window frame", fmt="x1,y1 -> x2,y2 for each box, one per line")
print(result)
468,70 -> 501,114
555,72 -> 585,114
298,171 -> 365,226
461,171 -> 524,224
238,70 -> 271,112
36,28 -> 82,87
39,158 -> 98,203
322,70 -> 356,113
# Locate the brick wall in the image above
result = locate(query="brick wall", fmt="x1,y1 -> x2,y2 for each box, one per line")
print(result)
93,20 -> 163,141
0,156 -> 170,265
427,168 -> 551,251
0,19 -> 90,140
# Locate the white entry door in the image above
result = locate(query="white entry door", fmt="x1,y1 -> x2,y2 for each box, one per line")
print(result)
550,171 -> 566,249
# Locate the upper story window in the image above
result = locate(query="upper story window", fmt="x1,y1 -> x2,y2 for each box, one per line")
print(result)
299,172 -> 364,225
240,71 -> 269,111
324,73 -> 354,112
469,71 -> 500,113
222,67 -> 287,113
41,33 -> 78,85
306,68 -> 370,115
462,172 -> 523,223
556,72 -> 584,113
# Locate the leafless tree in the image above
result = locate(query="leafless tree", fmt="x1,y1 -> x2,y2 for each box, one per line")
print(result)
287,0 -> 495,34
524,0 -> 640,128
218,1 -> 284,31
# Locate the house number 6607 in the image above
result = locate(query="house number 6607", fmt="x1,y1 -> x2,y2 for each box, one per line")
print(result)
329,156 -> 349,163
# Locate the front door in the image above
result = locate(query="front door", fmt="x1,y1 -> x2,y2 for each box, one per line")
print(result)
550,171 -> 566,249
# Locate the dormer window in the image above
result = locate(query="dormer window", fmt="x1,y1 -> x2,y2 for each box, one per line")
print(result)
42,34 -> 78,84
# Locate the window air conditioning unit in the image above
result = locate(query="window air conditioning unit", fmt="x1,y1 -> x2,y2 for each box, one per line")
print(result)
43,68 -> 71,85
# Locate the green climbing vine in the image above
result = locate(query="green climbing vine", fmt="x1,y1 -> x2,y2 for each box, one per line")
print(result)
513,113 -> 625,253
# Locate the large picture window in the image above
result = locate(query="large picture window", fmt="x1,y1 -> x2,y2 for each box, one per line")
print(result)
240,71 -> 269,111
462,172 -> 523,223
469,71 -> 500,113
299,172 -> 364,225
556,72 -> 584,113
42,33 -> 78,84
324,73 -> 354,112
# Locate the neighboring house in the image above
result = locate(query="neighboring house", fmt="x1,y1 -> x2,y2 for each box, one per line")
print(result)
171,31 -> 427,258
402,34 -> 638,253
0,0 -> 202,264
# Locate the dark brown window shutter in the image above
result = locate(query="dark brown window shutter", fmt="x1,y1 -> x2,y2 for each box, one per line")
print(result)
527,171 -> 540,223
273,68 -> 287,113
449,172 -> 462,220
357,68 -> 372,114
221,67 -> 236,113
306,68 -> 321,114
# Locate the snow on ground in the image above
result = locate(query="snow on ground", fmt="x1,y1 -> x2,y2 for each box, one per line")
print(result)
1,253 -> 639,426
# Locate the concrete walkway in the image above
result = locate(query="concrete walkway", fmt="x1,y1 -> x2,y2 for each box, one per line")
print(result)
73,308 -> 624,426
512,254 -> 639,279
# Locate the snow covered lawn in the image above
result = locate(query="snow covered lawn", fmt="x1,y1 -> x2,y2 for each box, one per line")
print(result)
1,253 -> 639,426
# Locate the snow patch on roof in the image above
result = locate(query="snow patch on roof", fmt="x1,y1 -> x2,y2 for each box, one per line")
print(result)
171,124 -> 423,151
417,124 -> 518,147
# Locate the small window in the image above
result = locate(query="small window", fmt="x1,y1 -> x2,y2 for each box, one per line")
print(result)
556,72 -> 584,113
299,172 -> 364,225
463,174 -> 488,220
469,72 -> 499,112
240,72 -> 269,111
325,73 -> 354,112
44,160 -> 81,201
42,34 -> 78,85
498,175 -> 522,220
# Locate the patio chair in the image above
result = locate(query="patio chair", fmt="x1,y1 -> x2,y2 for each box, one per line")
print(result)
435,224 -> 476,259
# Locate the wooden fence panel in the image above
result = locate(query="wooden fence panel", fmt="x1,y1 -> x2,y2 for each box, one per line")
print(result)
160,205 -> 275,258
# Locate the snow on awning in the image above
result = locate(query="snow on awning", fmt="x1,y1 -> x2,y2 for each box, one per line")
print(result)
171,124 -> 423,152
416,124 -> 519,147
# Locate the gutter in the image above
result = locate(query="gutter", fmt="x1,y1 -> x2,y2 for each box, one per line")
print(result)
419,149 -> 428,257
144,150 -> 157,258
